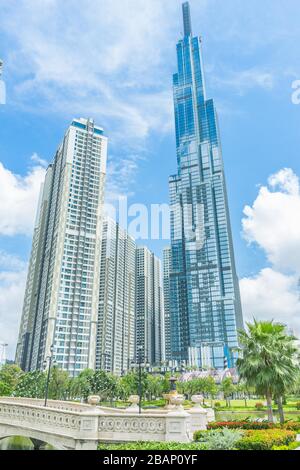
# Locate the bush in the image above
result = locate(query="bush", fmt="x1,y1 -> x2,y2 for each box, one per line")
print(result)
296,402 -> 300,411
214,402 -> 221,408
207,421 -> 274,431
272,441 -> 300,451
255,402 -> 264,410
205,428 -> 244,451
193,430 -> 209,442
236,430 -> 296,451
98,442 -> 207,451
282,422 -> 300,432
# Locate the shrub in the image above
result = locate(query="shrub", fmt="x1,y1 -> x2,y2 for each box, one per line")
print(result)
272,441 -> 300,451
282,422 -> 300,432
207,421 -> 275,431
255,402 -> 264,410
296,402 -> 300,411
236,430 -> 296,451
214,402 -> 221,408
205,428 -> 244,451
98,442 -> 207,451
193,430 -> 209,442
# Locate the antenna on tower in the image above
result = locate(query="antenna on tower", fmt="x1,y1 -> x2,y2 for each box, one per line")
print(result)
182,2 -> 192,37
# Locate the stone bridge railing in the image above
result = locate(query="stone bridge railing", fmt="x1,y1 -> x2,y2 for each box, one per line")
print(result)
0,395 -> 213,450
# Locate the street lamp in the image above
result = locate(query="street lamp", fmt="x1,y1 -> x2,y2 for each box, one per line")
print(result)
43,345 -> 57,407
131,345 -> 144,414
137,346 -> 143,415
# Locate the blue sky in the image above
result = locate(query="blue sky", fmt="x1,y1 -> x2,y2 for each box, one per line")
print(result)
1,0 -> 300,357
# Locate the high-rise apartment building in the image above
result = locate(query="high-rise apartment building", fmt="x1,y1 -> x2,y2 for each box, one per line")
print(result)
135,247 -> 165,365
96,217 -> 136,375
163,247 -> 172,362
16,118 -> 107,376
169,3 -> 243,369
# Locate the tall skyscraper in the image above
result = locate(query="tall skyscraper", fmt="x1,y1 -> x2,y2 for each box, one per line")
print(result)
96,217 -> 136,375
135,247 -> 165,365
169,3 -> 243,369
163,247 -> 172,362
16,118 -> 107,376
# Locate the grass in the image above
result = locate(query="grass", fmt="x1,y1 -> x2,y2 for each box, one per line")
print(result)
99,398 -> 300,414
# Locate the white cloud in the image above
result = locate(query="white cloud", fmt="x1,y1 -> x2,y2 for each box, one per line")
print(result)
212,67 -> 275,95
240,268 -> 300,332
241,168 -> 300,336
1,0 -> 181,141
0,253 -> 27,359
242,168 -> 300,273
0,160 -> 45,236
31,152 -> 48,168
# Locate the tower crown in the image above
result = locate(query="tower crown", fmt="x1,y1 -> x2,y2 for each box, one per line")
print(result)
182,2 -> 192,37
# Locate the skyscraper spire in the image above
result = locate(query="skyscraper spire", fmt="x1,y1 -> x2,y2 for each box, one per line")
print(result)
168,3 -> 244,370
182,2 -> 192,37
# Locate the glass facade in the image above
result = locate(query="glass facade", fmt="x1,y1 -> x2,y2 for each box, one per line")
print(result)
169,3 -> 244,369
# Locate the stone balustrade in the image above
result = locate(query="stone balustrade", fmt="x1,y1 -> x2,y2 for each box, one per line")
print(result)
0,396 -> 210,450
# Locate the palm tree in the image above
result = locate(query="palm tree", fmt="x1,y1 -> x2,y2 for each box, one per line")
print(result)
237,320 -> 299,423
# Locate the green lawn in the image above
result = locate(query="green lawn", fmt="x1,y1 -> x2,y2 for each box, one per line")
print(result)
99,397 -> 300,413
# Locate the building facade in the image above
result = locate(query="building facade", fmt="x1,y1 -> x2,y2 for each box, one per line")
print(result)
16,118 -> 107,376
96,217 -> 136,375
135,247 -> 165,366
163,247 -> 172,363
169,3 -> 243,369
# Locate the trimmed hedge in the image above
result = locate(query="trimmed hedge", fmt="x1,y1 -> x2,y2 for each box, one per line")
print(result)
205,421 -> 300,432
235,430 -> 296,451
98,442 -> 208,451
207,421 -> 274,431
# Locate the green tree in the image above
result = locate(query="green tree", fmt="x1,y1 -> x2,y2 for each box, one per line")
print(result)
88,371 -> 119,404
48,367 -> 71,400
220,377 -> 235,407
236,381 -> 253,408
145,375 -> 165,401
206,376 -> 218,407
14,371 -> 46,398
237,320 -> 299,423
0,364 -> 23,396
118,371 -> 148,401
70,369 -> 94,401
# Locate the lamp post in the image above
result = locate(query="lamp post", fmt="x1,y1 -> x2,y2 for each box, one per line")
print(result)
43,345 -> 56,407
131,345 -> 144,414
137,346 -> 144,414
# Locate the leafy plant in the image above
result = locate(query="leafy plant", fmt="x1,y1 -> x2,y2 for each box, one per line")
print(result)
282,422 -> 300,432
272,441 -> 300,451
204,428 -> 244,451
236,430 -> 296,451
